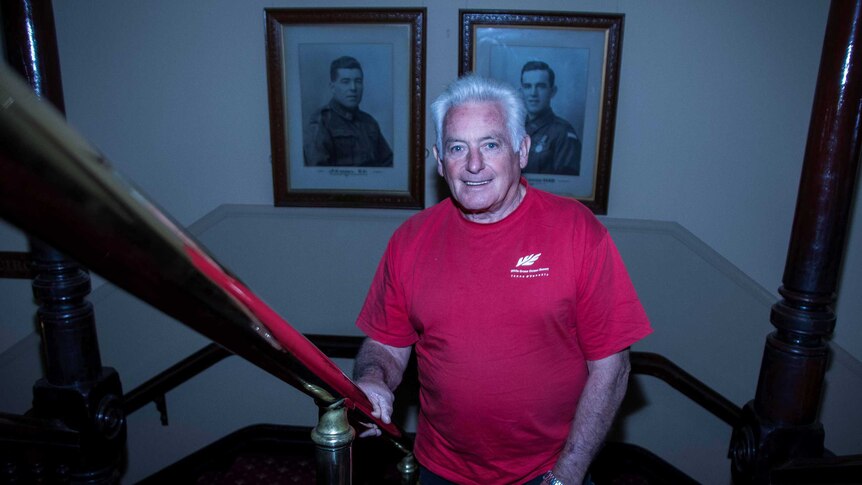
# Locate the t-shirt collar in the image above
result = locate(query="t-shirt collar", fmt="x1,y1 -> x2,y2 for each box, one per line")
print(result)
453,177 -> 532,228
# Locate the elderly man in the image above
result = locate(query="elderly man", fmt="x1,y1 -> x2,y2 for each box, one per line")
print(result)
303,56 -> 393,167
520,61 -> 582,176
353,74 -> 651,485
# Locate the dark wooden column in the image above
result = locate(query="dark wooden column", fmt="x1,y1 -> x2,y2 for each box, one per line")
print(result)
1,0 -> 126,483
730,0 -> 862,482
1,0 -> 65,107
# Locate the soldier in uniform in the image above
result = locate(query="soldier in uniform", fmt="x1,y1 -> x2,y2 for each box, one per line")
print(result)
303,56 -> 393,167
520,61 -> 582,175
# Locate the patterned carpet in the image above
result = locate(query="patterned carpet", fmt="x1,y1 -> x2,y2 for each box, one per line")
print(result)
140,425 -> 698,484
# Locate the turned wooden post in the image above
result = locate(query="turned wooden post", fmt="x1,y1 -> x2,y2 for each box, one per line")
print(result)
729,0 -> 862,482
2,1 -> 126,483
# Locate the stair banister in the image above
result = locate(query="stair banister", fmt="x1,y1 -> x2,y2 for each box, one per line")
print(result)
0,63 -> 414,484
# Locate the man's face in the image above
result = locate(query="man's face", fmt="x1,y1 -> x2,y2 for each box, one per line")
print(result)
520,69 -> 556,116
433,101 -> 529,223
331,68 -> 363,109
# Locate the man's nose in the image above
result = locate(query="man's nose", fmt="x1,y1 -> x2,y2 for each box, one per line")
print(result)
466,149 -> 484,173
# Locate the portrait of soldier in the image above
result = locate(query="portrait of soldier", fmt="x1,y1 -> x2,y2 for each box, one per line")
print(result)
303,56 -> 393,167
520,61 -> 582,176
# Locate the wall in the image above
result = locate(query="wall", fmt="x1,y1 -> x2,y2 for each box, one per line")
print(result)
2,1 -> 857,354
24,0 -> 855,358
1,0 -> 860,481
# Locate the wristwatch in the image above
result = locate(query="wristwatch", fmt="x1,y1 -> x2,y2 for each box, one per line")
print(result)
542,470 -> 565,485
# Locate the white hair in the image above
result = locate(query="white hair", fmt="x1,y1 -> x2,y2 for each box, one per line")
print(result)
430,74 -> 527,156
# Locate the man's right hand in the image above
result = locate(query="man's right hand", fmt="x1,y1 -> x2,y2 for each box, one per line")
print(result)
355,377 -> 395,437
352,337 -> 412,438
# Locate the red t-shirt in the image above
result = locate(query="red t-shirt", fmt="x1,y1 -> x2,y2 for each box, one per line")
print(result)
356,181 -> 652,484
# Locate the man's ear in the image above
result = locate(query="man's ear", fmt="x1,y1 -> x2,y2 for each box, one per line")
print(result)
519,136 -> 531,169
433,145 -> 445,177
551,85 -> 558,98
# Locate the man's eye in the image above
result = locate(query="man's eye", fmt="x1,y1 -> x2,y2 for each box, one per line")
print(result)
485,142 -> 499,149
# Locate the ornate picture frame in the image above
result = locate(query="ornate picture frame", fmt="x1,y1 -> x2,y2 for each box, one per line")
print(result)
265,8 -> 426,208
460,10 -> 624,214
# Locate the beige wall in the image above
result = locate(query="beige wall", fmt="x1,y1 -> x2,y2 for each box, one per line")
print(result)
43,0 -> 860,359
2,0 -> 859,483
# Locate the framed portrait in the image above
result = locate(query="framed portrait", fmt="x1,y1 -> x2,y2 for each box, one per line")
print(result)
265,9 -> 426,208
460,11 -> 624,214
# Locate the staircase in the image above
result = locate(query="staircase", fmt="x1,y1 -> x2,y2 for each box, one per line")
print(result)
140,424 -> 698,485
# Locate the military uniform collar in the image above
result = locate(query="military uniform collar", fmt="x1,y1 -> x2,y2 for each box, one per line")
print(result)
329,99 -> 358,121
526,107 -> 556,130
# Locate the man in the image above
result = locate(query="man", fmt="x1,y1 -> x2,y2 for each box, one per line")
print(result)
303,56 -> 393,167
520,61 -> 582,175
353,74 -> 651,485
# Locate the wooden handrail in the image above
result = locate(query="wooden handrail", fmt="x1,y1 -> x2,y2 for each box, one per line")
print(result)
0,65 -> 404,442
123,344 -> 232,416
124,334 -> 743,433
630,352 -> 742,427
123,335 -> 367,417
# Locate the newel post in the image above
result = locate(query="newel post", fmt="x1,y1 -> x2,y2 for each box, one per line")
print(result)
1,0 -> 126,482
729,0 -> 862,482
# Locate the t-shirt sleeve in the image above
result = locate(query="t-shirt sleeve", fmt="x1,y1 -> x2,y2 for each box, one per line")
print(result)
575,230 -> 652,361
355,239 -> 419,347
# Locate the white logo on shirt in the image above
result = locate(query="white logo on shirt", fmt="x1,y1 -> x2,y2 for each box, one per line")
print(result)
516,253 -> 541,267
511,253 -> 550,278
